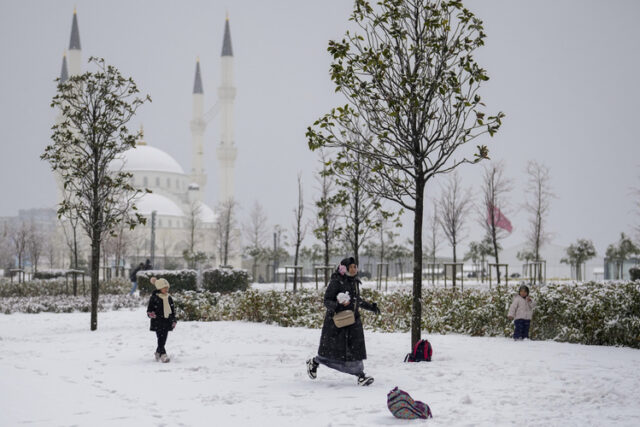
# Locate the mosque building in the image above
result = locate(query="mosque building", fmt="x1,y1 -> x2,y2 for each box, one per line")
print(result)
55,9 -> 238,268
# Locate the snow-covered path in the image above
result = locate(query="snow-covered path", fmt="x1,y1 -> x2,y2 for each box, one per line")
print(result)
1,309 -> 639,426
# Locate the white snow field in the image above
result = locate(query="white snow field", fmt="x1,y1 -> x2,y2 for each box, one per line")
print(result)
1,309 -> 639,427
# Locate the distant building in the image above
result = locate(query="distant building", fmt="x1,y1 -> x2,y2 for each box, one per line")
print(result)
48,9 -> 241,268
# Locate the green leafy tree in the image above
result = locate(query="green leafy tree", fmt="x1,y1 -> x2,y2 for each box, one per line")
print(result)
464,234 -> 497,281
42,57 -> 150,330
561,239 -> 597,281
605,233 -> 639,279
307,0 -> 503,347
516,249 -> 536,262
300,244 -> 323,268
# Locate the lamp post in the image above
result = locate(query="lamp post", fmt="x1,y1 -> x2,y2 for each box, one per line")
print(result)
150,210 -> 156,266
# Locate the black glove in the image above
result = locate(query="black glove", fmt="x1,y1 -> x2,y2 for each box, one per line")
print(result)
371,302 -> 381,315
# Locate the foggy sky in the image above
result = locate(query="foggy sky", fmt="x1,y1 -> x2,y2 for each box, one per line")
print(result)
1,0 -> 639,256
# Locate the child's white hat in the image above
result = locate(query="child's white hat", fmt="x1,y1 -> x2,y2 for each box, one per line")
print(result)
154,278 -> 170,290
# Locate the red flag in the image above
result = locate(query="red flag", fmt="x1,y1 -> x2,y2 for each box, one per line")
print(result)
487,205 -> 513,233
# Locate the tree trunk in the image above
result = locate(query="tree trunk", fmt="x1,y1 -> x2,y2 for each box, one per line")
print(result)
353,190 -> 360,266
252,258 -> 257,283
576,262 -> 582,281
323,235 -> 330,286
411,179 -> 425,348
90,236 -> 100,331
293,244 -> 300,293
452,243 -> 457,290
73,227 -> 78,296
492,228 -> 501,284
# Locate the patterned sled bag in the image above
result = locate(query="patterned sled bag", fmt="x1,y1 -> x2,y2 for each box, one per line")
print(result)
387,387 -> 433,420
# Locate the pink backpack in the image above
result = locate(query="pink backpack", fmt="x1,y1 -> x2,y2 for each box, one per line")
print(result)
404,339 -> 433,362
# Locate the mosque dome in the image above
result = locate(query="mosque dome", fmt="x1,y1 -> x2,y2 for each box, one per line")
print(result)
198,202 -> 216,224
114,145 -> 185,175
135,193 -> 185,217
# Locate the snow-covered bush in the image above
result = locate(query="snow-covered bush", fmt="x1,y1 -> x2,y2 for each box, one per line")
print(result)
173,289 -> 324,327
32,270 -> 67,280
533,281 -> 640,347
0,294 -> 144,314
202,268 -> 250,293
172,282 -> 640,348
0,278 -> 130,297
136,270 -> 197,295
4,279 -> 638,348
174,290 -> 220,321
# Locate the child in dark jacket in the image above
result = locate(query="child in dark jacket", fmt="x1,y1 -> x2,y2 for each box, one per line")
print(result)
146,277 -> 177,362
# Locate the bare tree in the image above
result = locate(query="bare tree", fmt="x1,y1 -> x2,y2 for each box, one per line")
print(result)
244,201 -> 268,281
186,201 -> 202,256
112,223 -> 130,277
424,204 -> 440,265
632,171 -> 640,243
27,221 -> 43,273
182,201 -> 207,269
524,161 -> 554,262
0,222 -> 13,273
59,213 -> 82,293
313,152 -> 342,284
44,230 -> 58,270
438,172 -> 473,288
363,213 -> 399,284
328,137 -> 394,265
480,162 -> 512,284
11,221 -> 29,271
215,199 -> 237,267
307,0 -> 503,348
267,225 -> 288,282
291,173 -> 307,292
102,222 -> 130,277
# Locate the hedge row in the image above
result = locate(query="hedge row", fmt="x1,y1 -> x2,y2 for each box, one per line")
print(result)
136,268 -> 249,294
137,270 -> 198,294
202,269 -> 250,293
0,294 -> 144,314
0,278 -> 131,297
172,282 -> 640,348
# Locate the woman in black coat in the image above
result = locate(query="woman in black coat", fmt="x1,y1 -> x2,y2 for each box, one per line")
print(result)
307,257 -> 380,386
146,278 -> 177,363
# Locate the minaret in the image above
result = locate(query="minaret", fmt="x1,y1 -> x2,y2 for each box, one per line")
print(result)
67,8 -> 82,76
55,52 -> 69,202
216,15 -> 237,202
190,58 -> 206,199
60,52 -> 69,83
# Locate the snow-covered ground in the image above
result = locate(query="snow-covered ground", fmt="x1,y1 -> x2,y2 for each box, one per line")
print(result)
1,309 -> 639,426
